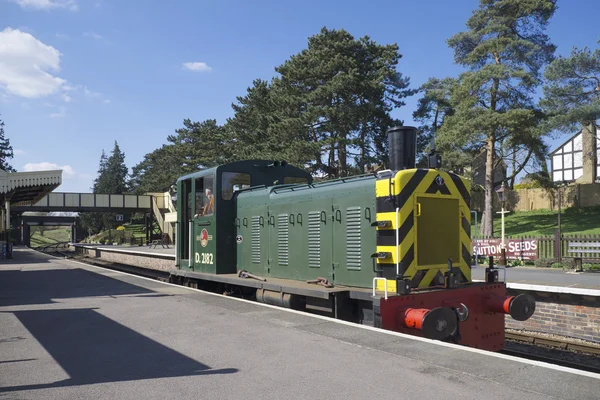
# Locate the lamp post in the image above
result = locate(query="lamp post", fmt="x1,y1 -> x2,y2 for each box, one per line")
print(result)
496,182 -> 509,266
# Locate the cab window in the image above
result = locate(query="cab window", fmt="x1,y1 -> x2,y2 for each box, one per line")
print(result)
284,176 -> 309,185
194,176 -> 214,217
222,172 -> 251,200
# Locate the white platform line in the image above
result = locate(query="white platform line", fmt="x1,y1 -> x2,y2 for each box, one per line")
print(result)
35,249 -> 600,380
473,279 -> 600,296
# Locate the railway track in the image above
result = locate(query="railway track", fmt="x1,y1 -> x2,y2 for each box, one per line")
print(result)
33,246 -> 600,374
503,331 -> 600,374
506,331 -> 600,356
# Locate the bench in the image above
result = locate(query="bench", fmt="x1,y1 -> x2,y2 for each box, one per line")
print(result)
567,241 -> 600,271
149,234 -> 170,249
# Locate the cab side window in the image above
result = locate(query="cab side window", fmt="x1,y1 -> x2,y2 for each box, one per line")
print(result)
222,172 -> 251,200
194,176 -> 214,217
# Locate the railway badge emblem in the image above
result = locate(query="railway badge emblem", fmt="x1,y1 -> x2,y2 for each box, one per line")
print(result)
236,235 -> 243,244
435,175 -> 445,186
200,228 -> 209,247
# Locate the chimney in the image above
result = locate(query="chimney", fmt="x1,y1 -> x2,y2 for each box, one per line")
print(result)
387,126 -> 417,171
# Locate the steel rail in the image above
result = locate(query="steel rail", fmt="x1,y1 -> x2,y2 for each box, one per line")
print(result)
505,331 -> 600,356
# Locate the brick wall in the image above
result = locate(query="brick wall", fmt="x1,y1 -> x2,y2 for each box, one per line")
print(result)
505,290 -> 600,343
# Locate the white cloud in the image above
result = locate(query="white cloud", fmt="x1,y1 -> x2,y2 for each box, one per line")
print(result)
0,28 -> 66,98
183,62 -> 212,72
49,106 -> 67,118
24,162 -> 75,177
14,149 -> 25,155
83,31 -> 103,40
11,0 -> 78,11
83,86 -> 101,98
62,93 -> 71,102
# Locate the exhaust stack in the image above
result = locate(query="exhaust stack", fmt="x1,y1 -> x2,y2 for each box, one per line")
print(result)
387,126 -> 417,171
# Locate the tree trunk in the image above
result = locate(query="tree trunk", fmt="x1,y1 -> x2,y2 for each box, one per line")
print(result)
482,138 -> 495,237
581,121 -> 597,184
338,132 -> 347,176
510,146 -> 516,189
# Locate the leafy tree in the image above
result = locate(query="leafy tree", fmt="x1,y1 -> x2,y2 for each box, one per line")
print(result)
129,144 -> 182,194
439,0 -> 557,236
413,77 -> 458,167
79,150 -> 108,235
541,43 -> 600,182
274,27 -> 415,177
101,141 -> 129,229
227,79 -> 318,167
167,119 -> 232,170
80,143 -> 130,234
0,116 -> 15,172
130,119 -> 232,194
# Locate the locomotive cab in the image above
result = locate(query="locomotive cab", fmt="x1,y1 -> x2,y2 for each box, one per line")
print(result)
176,160 -> 312,272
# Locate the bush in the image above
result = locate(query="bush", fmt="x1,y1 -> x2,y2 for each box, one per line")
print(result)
534,258 -> 554,268
551,262 -> 564,269
116,226 -> 126,231
583,263 -> 600,272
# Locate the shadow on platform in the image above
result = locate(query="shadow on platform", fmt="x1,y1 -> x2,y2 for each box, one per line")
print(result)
0,268 -> 155,306
0,308 -> 237,393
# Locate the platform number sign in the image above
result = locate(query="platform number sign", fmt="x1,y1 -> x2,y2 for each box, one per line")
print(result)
116,214 -> 124,222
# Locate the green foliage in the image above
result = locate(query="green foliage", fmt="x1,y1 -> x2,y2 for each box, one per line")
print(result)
80,142 -> 130,234
412,77 -> 458,167
128,27 -> 416,186
227,79 -> 319,169
534,258 -> 554,268
551,262 -> 563,269
583,263 -> 600,272
0,115 -> 15,172
541,43 -> 600,133
439,0 -> 557,236
129,144 -> 182,194
272,27 -> 415,177
30,227 -> 70,248
487,206 -> 600,237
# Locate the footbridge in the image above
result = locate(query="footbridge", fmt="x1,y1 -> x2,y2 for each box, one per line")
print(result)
12,192 -> 177,246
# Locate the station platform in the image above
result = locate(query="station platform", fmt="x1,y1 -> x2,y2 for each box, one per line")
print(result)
74,243 -> 600,291
1,248 -> 598,399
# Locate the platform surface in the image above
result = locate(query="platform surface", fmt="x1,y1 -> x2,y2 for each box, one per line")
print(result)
78,243 -> 600,291
3,248 -> 597,399
472,264 -> 600,290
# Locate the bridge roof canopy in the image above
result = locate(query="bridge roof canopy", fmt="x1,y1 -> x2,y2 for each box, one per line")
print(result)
0,169 -> 62,206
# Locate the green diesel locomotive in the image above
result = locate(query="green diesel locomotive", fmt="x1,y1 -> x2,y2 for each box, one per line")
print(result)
174,126 -> 535,351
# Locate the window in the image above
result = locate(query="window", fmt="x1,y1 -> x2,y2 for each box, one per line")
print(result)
284,176 -> 309,185
552,155 -> 562,170
194,176 -> 214,217
551,129 -> 599,183
221,172 -> 251,200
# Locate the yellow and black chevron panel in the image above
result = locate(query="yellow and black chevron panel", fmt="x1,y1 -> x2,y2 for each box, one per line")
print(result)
374,169 -> 471,293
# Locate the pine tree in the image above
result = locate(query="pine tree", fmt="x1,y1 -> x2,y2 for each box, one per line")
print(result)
101,142 -> 129,229
541,42 -> 600,183
413,77 -> 458,168
440,0 -> 557,236
272,27 -> 415,177
0,116 -> 15,172
79,150 -> 108,235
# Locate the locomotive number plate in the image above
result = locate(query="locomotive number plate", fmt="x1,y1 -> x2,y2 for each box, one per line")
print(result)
195,252 -> 214,264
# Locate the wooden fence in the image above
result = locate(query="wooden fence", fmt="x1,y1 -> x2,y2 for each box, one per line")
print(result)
475,233 -> 600,264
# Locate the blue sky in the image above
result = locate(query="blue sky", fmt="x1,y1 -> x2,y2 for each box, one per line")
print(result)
1,0 -> 599,192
